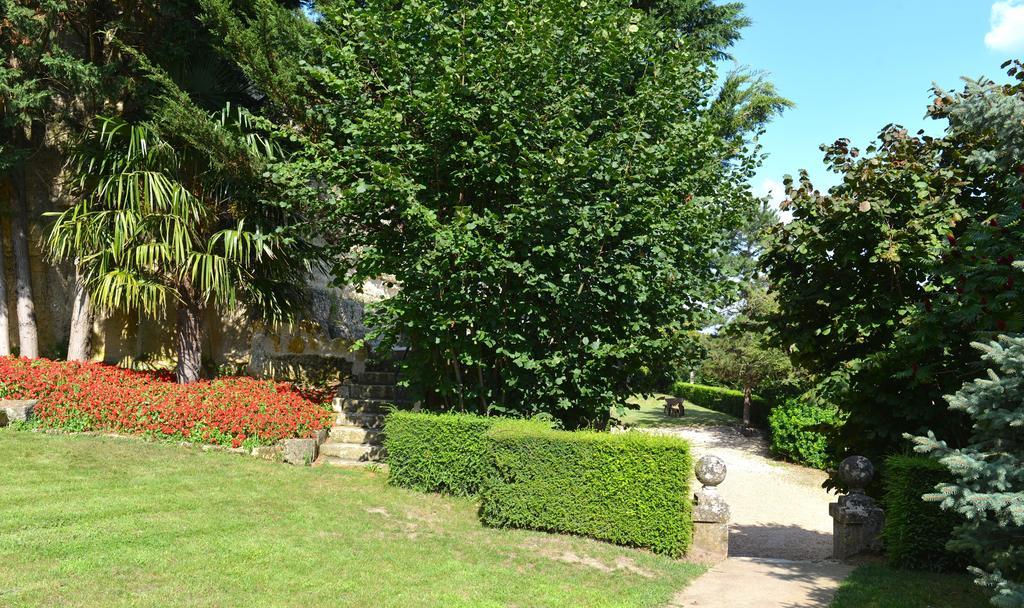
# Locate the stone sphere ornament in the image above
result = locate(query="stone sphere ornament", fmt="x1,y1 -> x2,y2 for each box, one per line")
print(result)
695,455 -> 727,488
838,455 -> 874,493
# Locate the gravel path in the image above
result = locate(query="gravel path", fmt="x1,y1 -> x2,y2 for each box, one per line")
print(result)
648,424 -> 835,560
646,424 -> 853,607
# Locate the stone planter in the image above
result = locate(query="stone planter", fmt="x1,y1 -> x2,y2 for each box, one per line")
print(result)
0,400 -> 37,426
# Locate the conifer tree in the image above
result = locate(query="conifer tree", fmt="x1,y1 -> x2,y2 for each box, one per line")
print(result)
912,335 -> 1024,608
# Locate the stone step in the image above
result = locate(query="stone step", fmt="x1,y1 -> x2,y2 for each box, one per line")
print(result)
353,371 -> 399,385
319,442 -> 385,461
334,410 -> 388,428
318,456 -> 388,470
337,384 -> 404,400
363,360 -> 399,374
329,425 -> 383,444
331,398 -> 401,414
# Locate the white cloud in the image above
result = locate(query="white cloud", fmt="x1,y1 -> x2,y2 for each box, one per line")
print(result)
754,178 -> 793,224
986,1 -> 1024,52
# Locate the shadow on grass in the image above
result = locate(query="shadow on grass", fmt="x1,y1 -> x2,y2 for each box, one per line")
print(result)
829,563 -> 992,608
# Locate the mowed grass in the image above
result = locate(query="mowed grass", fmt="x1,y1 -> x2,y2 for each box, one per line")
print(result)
0,431 -> 704,608
830,564 -> 992,608
615,394 -> 739,429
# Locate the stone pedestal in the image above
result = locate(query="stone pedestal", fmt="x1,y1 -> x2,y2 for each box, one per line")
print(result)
829,455 -> 885,559
690,455 -> 731,564
0,400 -> 37,426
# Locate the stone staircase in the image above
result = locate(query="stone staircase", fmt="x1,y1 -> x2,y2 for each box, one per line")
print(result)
317,368 -> 407,467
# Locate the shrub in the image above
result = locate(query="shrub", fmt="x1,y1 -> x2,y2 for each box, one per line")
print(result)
672,381 -> 771,426
480,423 -> 693,557
0,357 -> 331,447
383,411 -> 502,496
768,398 -> 844,469
882,455 -> 967,572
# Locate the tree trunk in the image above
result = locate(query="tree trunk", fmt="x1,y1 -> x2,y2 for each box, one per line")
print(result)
9,174 -> 38,358
742,385 -> 752,427
66,260 -> 92,361
175,287 -> 203,384
0,222 -> 9,357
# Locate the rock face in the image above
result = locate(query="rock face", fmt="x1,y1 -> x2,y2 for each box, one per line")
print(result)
0,399 -> 37,426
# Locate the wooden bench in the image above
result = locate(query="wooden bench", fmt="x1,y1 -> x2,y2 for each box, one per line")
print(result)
663,397 -> 685,418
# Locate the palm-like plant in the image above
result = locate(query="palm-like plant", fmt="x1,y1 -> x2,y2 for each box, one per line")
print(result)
47,105 -> 317,383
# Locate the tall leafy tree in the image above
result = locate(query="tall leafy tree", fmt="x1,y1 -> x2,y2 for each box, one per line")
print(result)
0,0 -> 100,357
762,60 -> 1024,463
266,0 -> 785,426
700,288 -> 793,425
0,223 -> 8,355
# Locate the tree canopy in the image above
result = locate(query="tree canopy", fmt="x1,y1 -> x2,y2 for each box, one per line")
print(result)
763,60 -> 1024,462
251,0 -> 786,426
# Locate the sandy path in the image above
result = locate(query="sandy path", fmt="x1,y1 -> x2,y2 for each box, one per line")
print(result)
656,425 -> 835,560
646,425 -> 852,608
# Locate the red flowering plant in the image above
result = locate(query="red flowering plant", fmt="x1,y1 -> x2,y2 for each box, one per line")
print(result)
0,357 -> 332,448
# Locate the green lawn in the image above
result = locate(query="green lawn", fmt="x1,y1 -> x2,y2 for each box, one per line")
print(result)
0,430 -> 704,608
615,394 -> 739,429
830,564 -> 991,608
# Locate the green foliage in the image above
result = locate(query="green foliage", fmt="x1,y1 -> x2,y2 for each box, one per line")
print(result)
383,411 -> 502,496
268,0 -> 786,427
0,0 -> 102,173
912,336 -> 1024,607
1,0 -> 270,176
48,108 -> 314,319
712,200 -> 783,317
0,380 -> 17,399
480,423 -> 693,557
882,455 -> 966,572
763,60 -> 1024,464
700,289 -> 794,425
767,398 -> 844,470
45,100 -> 320,381
672,382 -> 771,427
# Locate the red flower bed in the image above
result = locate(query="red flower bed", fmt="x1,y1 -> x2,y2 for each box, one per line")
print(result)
0,357 -> 332,448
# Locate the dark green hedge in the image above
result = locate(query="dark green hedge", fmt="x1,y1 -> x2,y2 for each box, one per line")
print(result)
768,398 -> 844,470
480,423 -> 693,557
882,455 -> 966,571
383,411 -> 500,496
672,382 -> 771,426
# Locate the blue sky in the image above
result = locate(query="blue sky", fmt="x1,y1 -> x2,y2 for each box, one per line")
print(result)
728,0 -> 1024,215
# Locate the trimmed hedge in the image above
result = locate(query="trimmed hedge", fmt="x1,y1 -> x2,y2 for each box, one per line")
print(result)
480,423 -> 694,557
672,381 -> 771,426
882,455 -> 966,571
768,398 -> 844,469
383,411 -> 500,496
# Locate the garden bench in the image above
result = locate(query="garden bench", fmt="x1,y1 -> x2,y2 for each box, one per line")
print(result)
663,397 -> 685,417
